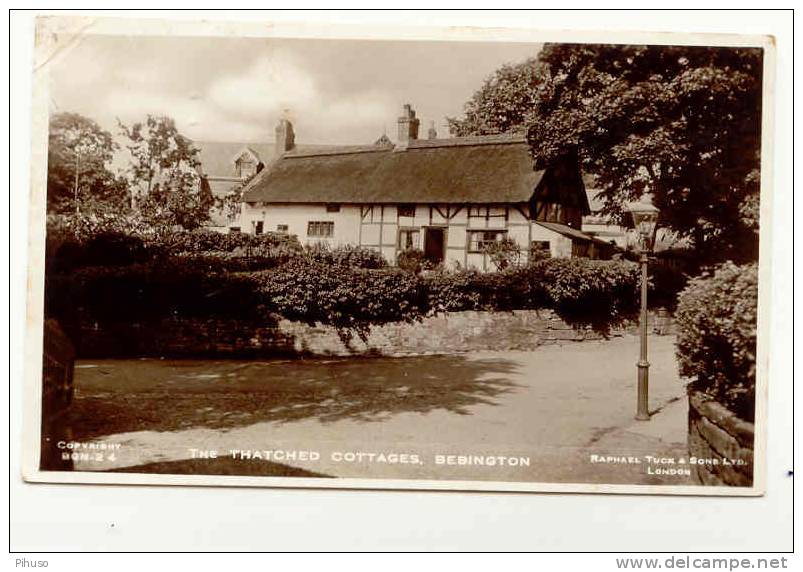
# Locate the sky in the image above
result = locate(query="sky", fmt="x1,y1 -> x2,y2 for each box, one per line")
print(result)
48,34 -> 541,146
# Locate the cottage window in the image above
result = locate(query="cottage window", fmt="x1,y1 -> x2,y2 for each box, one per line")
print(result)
468,230 -> 508,253
398,228 -> 420,250
326,204 -> 341,213
254,221 -> 264,235
277,224 -> 289,233
236,158 -> 256,179
307,221 -> 334,238
397,205 -> 416,218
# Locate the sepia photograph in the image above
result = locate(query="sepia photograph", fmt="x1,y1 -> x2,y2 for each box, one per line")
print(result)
23,15 -> 773,496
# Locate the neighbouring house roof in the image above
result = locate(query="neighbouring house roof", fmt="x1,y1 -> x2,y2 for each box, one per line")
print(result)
536,221 -> 614,246
195,141 -> 278,179
195,141 -> 344,179
242,135 -> 548,204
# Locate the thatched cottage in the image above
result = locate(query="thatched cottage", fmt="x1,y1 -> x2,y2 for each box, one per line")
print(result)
233,105 -> 614,269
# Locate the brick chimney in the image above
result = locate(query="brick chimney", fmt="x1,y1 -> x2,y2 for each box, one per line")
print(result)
396,104 -> 420,148
275,119 -> 295,156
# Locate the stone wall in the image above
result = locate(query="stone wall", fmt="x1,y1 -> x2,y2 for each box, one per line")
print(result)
73,318 -> 296,358
71,309 -> 674,359
279,309 -> 674,357
688,391 -> 754,487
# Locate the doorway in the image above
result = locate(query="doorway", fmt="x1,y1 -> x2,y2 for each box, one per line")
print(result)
423,227 -> 446,264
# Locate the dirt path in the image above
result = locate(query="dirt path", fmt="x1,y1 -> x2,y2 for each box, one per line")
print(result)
61,334 -> 692,486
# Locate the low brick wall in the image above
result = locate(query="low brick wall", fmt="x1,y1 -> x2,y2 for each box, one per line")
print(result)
70,309 -> 674,359
688,391 -> 754,487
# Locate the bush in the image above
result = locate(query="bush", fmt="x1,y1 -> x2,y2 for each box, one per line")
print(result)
484,237 -> 522,271
648,262 -> 689,310
304,243 -> 388,269
46,220 -> 304,272
254,258 -> 425,342
396,248 -> 426,274
46,258 -> 265,327
675,262 -> 758,421
423,267 -> 544,313
539,258 -> 640,323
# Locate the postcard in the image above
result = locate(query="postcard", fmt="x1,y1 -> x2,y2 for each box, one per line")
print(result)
22,15 -> 774,495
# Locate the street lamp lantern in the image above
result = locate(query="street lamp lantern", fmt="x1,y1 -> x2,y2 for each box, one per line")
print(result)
627,195 -> 660,421
628,196 -> 660,250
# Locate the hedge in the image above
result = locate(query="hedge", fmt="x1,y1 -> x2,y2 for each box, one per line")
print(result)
675,262 -> 758,421
253,258 -> 426,341
47,256 -> 655,341
47,228 -> 304,273
45,259 -> 265,327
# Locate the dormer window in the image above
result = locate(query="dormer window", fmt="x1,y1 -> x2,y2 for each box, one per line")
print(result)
236,157 -> 257,179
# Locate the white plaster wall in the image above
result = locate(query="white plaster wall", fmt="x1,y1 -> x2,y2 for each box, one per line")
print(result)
240,203 -> 361,247
531,224 -> 572,258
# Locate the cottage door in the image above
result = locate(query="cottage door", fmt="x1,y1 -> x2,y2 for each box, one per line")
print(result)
423,227 -> 445,264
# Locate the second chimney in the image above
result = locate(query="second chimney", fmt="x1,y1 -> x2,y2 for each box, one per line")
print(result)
396,104 -> 420,148
275,118 -> 295,156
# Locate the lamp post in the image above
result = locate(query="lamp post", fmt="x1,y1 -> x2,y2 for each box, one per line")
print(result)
627,196 -> 660,421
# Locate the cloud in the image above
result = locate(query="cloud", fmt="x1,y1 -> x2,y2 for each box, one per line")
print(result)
48,35 -> 540,146
206,51 -> 396,144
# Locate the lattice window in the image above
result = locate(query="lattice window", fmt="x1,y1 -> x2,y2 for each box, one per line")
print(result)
307,221 -> 334,238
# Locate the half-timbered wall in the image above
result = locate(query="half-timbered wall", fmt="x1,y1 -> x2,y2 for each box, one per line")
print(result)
240,202 -> 572,270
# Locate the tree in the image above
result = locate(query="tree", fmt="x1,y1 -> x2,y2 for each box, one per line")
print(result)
447,58 -> 543,136
451,45 -> 763,264
119,115 -> 212,230
47,112 -> 127,214
526,44 -> 763,264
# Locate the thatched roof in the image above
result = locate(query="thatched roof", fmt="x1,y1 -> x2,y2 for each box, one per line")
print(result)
241,136 -> 547,204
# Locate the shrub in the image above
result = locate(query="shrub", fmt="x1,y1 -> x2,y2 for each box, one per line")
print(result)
423,269 -> 483,312
46,258 -> 265,327
254,258 -> 426,342
648,262 -> 689,310
675,262 -> 758,421
396,248 -> 426,274
46,221 -> 304,272
303,243 -> 388,269
484,237 -> 522,271
537,258 -> 641,328
422,268 -> 526,313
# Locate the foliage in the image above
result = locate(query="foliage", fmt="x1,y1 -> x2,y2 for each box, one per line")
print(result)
254,259 -> 426,343
529,44 -> 763,264
153,228 -> 301,256
46,259 -> 264,328
675,262 -> 758,421
451,45 -> 764,264
47,112 -> 128,214
447,58 -> 542,136
648,262 -> 690,310
538,258 -> 641,328
216,173 -> 256,224
119,115 -> 213,229
396,248 -> 426,274
46,215 -> 302,273
303,243 -> 388,269
484,237 -> 522,271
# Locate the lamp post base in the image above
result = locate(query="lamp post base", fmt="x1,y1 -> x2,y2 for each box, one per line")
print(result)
636,361 -> 650,420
